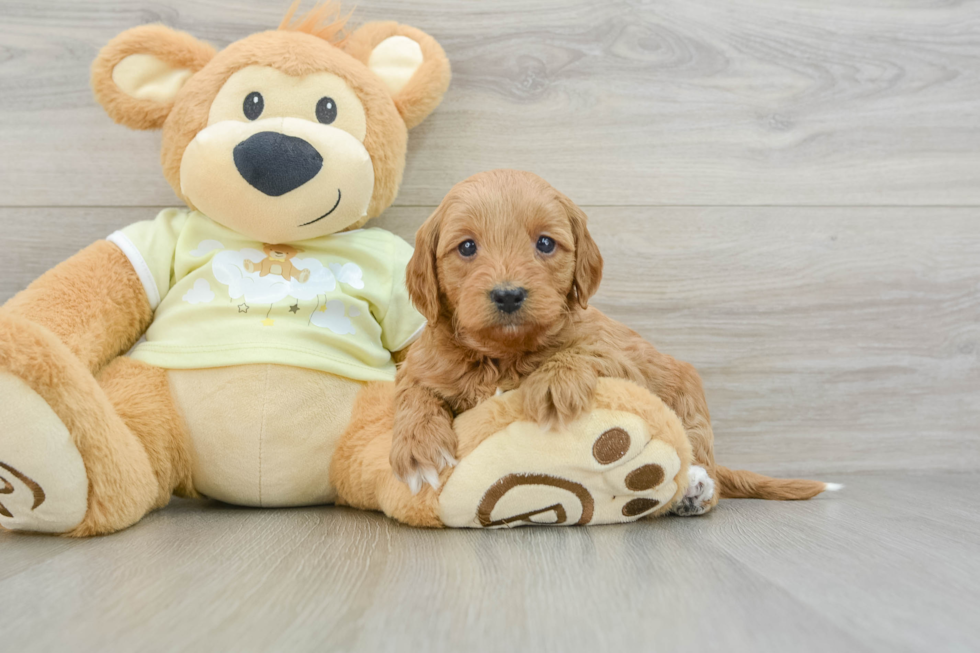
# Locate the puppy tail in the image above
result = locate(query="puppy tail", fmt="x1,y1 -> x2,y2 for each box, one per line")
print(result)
714,466 -> 837,501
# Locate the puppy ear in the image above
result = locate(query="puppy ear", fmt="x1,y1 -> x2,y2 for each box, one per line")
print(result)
343,22 -> 451,129
406,206 -> 444,323
91,25 -> 215,130
557,191 -> 603,308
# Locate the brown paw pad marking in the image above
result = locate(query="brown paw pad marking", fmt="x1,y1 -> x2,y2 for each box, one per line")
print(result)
622,498 -> 660,517
625,464 -> 665,491
0,462 -> 46,519
592,427 -> 630,464
477,473 -> 595,527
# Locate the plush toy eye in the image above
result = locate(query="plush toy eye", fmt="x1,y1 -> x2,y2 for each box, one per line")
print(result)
536,235 -> 556,254
243,92 -> 264,120
316,97 -> 337,124
458,240 -> 477,257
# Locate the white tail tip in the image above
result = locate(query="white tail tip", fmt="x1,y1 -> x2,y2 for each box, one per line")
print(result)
823,482 -> 844,492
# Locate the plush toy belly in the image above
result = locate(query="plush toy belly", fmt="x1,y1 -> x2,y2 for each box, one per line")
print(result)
168,365 -> 364,507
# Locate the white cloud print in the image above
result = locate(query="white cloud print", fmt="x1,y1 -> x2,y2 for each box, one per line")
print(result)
212,248 -> 336,304
182,279 -> 215,304
189,240 -> 224,257
329,262 -> 364,289
310,300 -> 357,334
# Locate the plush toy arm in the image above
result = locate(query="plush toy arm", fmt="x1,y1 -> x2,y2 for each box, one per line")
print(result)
1,240 -> 153,374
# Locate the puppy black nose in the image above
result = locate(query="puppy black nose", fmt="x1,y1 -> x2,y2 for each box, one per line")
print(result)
490,287 -> 527,314
233,132 -> 323,197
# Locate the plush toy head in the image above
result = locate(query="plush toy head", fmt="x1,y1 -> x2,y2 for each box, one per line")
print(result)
91,3 -> 450,243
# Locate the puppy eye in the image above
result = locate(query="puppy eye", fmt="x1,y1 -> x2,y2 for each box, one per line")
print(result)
536,235 -> 556,254
243,92 -> 264,120
458,240 -> 477,257
316,97 -> 337,124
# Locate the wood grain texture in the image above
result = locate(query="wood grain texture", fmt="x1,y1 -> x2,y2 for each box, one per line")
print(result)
2,3 -> 978,651
2,206 -> 977,474
2,0 -> 980,206
0,471 -> 977,653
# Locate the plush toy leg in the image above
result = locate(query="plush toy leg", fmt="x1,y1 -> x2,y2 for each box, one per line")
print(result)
439,378 -> 693,528
0,314 -> 190,536
0,369 -> 90,534
96,357 -> 196,510
332,382 -> 442,527
333,378 -> 693,529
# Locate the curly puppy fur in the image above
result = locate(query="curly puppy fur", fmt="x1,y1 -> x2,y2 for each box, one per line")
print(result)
391,169 -> 828,504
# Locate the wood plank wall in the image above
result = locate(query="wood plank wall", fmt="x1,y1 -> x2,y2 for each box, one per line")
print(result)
1,0 -> 978,473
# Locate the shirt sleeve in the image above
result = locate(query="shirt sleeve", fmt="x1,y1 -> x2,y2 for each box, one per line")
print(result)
379,233 -> 427,352
107,208 -> 188,310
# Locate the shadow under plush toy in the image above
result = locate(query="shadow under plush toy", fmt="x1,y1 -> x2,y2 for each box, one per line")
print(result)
0,5 -> 819,536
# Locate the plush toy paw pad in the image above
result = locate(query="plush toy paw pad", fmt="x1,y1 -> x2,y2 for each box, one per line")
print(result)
591,427 -> 631,463
624,464 -> 666,491
0,372 -> 88,533
439,409 -> 684,528
622,497 -> 661,517
0,462 -> 46,516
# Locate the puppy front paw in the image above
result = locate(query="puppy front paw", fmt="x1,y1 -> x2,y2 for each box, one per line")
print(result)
390,421 -> 459,494
522,365 -> 597,429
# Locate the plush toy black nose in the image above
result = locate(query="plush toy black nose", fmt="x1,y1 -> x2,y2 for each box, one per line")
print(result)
490,287 -> 527,314
233,132 -> 323,197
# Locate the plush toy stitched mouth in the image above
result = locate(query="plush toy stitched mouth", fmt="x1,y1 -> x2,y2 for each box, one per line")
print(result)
298,188 -> 342,227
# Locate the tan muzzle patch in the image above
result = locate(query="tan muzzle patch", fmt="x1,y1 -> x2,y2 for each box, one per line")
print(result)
180,116 -> 375,243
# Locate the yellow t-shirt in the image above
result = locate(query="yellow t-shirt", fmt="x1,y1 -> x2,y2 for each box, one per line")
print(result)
108,209 -> 425,382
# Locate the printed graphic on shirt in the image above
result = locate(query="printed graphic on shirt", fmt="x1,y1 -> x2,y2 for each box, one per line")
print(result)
207,242 -> 366,333
189,240 -> 224,257
310,299 -> 358,334
212,246 -> 333,303
244,244 -> 311,282
182,279 -> 215,304
328,262 -> 364,289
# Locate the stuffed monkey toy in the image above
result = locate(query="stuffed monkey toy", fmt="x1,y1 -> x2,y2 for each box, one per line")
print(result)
0,4 -> 692,535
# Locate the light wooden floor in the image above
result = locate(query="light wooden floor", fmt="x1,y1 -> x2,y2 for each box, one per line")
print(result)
1,0 -> 979,650
1,471 -> 977,653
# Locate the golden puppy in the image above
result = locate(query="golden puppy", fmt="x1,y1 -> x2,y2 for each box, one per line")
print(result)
392,169 -> 832,513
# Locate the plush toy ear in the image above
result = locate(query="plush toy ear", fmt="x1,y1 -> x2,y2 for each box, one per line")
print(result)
556,191 -> 604,309
343,22 -> 451,130
91,25 -> 216,130
405,205 -> 445,323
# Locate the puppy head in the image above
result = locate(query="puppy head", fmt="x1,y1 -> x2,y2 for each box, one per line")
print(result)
407,169 -> 602,354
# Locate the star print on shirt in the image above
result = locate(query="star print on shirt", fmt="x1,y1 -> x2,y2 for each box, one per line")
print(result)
288,303 -> 300,314
238,303 -> 249,313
